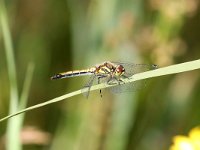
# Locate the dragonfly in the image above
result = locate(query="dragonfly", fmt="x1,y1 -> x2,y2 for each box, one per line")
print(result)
51,61 -> 158,98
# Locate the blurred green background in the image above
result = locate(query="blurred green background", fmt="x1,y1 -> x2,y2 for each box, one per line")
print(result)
0,0 -> 200,150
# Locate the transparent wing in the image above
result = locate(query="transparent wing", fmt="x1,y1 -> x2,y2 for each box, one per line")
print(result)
81,62 -> 158,96
81,74 -> 113,98
81,75 -> 96,98
112,62 -> 158,77
109,62 -> 157,93
109,79 -> 148,93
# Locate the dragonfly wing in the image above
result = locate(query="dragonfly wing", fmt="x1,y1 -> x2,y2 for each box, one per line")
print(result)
112,62 -> 157,77
109,62 -> 157,93
81,75 -> 96,98
109,79 -> 148,93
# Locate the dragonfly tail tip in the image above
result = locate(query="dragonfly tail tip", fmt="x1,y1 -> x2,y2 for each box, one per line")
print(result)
51,74 -> 63,80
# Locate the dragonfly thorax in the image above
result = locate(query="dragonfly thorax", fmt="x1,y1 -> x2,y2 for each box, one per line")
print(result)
94,62 -> 125,77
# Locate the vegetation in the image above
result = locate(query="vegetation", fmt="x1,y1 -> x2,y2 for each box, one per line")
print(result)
0,0 -> 200,150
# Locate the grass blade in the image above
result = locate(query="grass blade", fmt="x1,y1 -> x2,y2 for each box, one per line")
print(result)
0,1 -> 21,150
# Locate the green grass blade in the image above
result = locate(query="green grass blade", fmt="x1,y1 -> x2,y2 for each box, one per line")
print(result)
0,0 -> 19,112
17,63 -> 34,127
0,59 -> 200,123
0,1 -> 21,150
19,63 -> 34,110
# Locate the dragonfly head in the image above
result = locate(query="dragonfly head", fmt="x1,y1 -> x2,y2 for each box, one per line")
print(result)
115,65 -> 125,76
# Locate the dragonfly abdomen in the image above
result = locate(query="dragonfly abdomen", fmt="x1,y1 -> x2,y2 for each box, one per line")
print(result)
51,69 -> 95,80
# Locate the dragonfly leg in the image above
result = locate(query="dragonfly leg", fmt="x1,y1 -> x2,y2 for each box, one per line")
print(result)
107,76 -> 113,85
122,74 -> 131,79
118,79 -> 125,85
107,76 -> 118,85
108,76 -> 125,85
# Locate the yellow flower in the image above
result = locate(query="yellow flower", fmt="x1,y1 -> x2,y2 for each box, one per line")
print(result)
169,126 -> 200,150
189,127 -> 200,149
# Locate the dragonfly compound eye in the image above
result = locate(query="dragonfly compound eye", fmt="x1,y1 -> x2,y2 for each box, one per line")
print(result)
115,65 -> 125,76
